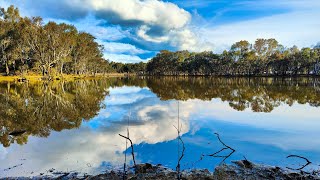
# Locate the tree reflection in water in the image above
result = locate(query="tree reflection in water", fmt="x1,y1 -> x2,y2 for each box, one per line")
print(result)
1,77 -> 320,148
0,80 -> 109,147
145,77 -> 320,112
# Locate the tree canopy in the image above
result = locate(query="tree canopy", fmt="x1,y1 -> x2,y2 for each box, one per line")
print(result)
146,39 -> 320,76
0,5 -> 146,77
1,5 -> 319,77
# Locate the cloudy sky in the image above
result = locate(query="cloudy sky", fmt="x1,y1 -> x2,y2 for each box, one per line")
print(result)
1,0 -> 320,63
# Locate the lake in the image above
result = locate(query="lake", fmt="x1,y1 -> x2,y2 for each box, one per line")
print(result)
1,77 -> 320,177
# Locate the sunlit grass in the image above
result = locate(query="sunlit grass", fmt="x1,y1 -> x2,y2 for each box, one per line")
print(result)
0,73 -> 134,82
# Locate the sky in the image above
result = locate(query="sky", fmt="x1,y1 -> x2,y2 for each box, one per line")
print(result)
1,0 -> 320,63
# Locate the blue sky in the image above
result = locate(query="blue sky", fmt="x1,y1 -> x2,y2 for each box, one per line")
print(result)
1,0 -> 320,63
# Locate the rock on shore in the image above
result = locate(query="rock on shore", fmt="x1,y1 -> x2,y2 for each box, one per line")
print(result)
4,160 -> 320,180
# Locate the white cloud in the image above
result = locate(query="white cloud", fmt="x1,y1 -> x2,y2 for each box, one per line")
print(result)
104,53 -> 148,63
168,28 -> 215,52
1,0 -> 214,54
85,0 -> 191,30
81,0 -> 213,51
106,86 -> 151,105
102,42 -> 149,55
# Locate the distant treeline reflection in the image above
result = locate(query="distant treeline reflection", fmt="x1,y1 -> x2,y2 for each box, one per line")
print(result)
1,77 -> 320,147
0,80 -> 109,147
144,77 -> 320,112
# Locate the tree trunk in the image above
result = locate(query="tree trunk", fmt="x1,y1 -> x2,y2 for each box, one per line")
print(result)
60,63 -> 64,75
5,62 -> 9,76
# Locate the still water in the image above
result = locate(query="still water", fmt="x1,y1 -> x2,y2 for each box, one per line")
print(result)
1,77 -> 320,177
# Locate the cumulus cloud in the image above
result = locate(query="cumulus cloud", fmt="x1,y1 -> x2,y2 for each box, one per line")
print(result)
82,0 -> 213,51
86,0 -> 190,30
0,0 -> 215,53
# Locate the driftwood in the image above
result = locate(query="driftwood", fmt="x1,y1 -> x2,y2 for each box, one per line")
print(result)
286,155 -> 312,170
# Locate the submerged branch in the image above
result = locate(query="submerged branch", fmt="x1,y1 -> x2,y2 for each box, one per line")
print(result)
205,133 -> 236,164
286,155 -> 312,171
214,132 -> 235,151
119,134 -> 136,168
176,134 -> 185,178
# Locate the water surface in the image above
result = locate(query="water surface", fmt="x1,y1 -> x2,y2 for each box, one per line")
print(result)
1,77 -> 320,177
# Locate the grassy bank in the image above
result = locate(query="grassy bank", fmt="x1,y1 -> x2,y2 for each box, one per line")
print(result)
0,73 -> 135,82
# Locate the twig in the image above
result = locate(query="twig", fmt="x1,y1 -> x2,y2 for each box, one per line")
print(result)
207,147 -> 228,157
175,101 -> 185,180
119,134 -> 136,167
214,133 -> 235,151
205,133 -> 236,164
176,135 -> 185,170
286,155 -> 312,170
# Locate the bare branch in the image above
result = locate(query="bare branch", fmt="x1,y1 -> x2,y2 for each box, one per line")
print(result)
214,133 -> 235,151
119,134 -> 136,167
205,132 -> 236,164
286,155 -> 312,171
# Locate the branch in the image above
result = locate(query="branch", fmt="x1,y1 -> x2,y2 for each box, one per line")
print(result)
174,125 -> 185,180
205,133 -> 236,164
207,147 -> 228,157
214,133 -> 235,151
286,155 -> 312,171
176,135 -> 186,169
119,134 -> 136,167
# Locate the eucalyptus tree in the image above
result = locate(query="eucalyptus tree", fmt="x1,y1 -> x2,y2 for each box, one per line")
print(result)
0,5 -> 21,75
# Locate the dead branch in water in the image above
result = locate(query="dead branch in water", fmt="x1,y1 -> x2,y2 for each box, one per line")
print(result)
206,133 -> 236,164
286,155 -> 312,170
119,134 -> 136,167
175,129 -> 185,180
175,101 -> 185,180
214,133 -> 235,151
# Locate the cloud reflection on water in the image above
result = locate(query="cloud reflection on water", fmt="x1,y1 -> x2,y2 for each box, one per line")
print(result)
1,84 -> 320,177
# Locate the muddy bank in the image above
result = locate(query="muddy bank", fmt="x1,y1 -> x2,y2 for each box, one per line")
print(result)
4,160 -> 320,180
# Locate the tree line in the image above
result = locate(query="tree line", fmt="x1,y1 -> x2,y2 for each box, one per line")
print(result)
146,40 -> 320,76
2,5 -> 320,77
0,5 -> 146,77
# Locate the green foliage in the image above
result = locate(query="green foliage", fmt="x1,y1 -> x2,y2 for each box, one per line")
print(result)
1,5 -> 319,77
0,5 -> 146,76
146,39 -> 320,76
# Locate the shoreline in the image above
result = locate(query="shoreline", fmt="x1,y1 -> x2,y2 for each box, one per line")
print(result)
1,74 -> 319,83
141,74 -> 320,78
0,73 -> 135,82
3,160 -> 320,179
